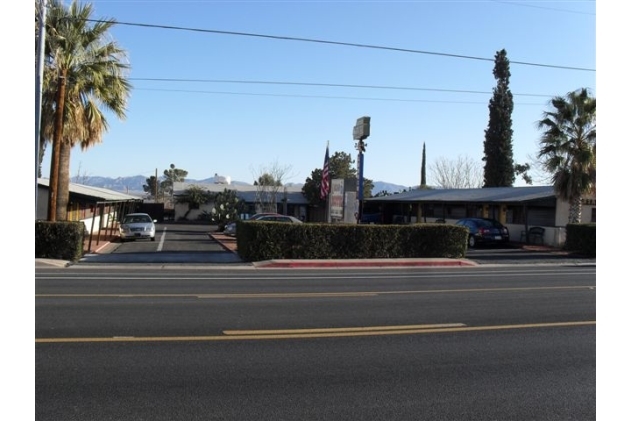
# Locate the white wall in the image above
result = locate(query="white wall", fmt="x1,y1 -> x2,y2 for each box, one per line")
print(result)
555,194 -> 596,225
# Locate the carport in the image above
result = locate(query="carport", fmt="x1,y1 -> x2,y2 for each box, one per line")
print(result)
37,178 -> 143,252
365,186 -> 559,244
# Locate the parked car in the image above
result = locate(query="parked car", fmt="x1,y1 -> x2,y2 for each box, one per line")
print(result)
455,217 -> 509,248
223,222 -> 238,236
224,213 -> 276,235
255,215 -> 303,223
119,213 -> 157,242
223,213 -> 302,236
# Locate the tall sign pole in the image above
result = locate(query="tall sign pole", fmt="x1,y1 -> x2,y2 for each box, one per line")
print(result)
35,0 -> 47,219
353,116 -> 370,223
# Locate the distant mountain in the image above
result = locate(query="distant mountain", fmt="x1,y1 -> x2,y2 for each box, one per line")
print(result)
70,175 -> 147,194
70,175 -> 253,195
71,176 -> 411,197
372,181 -> 410,195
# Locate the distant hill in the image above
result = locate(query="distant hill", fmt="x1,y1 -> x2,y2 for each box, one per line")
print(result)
70,176 -> 410,196
70,175 -> 147,195
69,175 -> 248,194
372,181 -> 410,194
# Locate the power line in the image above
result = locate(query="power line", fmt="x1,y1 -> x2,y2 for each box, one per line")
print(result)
131,77 -> 555,98
87,18 -> 595,72
134,87 -> 547,105
490,0 -> 596,16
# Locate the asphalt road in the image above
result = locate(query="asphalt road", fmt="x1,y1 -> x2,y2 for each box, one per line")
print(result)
79,222 -> 245,265
36,266 -> 596,421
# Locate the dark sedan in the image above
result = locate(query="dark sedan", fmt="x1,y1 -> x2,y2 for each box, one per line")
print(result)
455,217 -> 510,248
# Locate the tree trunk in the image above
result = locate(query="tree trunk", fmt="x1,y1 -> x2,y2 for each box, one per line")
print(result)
568,196 -> 582,224
38,132 -> 46,178
56,138 -> 71,221
47,71 -> 67,221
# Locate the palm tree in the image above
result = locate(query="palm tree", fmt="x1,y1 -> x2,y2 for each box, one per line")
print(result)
537,88 -> 596,224
40,0 -> 131,221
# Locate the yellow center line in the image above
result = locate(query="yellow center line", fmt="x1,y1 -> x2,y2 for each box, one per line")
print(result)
223,323 -> 466,335
35,285 -> 595,299
35,321 -> 595,344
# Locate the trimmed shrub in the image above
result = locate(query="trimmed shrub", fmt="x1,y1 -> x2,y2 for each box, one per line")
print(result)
36,221 -> 85,262
565,223 -> 596,257
236,222 -> 468,262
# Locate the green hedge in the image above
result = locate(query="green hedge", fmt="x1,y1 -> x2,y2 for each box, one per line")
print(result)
35,221 -> 85,262
565,223 -> 596,257
236,222 -> 469,261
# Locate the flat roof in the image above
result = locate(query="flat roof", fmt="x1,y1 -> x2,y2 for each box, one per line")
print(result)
173,182 -> 309,205
367,186 -> 556,203
38,178 -> 142,202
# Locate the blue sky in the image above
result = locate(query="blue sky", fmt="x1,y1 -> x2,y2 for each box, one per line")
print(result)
38,0 -> 595,188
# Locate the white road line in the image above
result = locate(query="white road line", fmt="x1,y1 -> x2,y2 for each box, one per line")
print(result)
157,227 -> 167,251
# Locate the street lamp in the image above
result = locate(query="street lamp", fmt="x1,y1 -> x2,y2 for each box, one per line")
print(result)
353,116 -> 371,223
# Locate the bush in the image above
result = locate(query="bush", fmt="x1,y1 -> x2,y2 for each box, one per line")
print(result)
35,221 -> 85,261
565,223 -> 596,257
236,222 -> 468,261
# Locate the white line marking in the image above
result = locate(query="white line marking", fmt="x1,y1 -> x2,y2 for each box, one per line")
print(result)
157,227 -> 167,251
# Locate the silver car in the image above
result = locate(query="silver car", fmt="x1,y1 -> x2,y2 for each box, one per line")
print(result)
119,213 -> 157,242
223,213 -> 303,237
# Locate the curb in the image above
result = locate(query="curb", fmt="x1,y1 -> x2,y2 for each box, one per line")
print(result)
253,259 -> 479,269
208,232 -> 238,253
35,258 -> 71,268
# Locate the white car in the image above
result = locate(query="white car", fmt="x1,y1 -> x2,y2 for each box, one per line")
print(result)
119,213 -> 157,242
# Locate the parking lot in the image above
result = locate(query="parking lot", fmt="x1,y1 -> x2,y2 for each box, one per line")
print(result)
75,222 -> 595,267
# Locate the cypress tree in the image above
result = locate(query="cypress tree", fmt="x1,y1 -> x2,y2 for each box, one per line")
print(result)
420,142 -> 427,188
483,49 -> 515,187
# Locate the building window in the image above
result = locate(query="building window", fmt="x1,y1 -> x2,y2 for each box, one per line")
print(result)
591,208 -> 596,223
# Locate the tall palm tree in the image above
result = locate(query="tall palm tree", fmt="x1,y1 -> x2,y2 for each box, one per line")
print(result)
40,0 -> 131,221
537,88 -> 596,224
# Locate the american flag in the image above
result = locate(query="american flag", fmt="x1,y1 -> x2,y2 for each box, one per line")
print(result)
320,144 -> 330,200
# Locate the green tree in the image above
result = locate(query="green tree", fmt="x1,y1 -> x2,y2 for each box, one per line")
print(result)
420,142 -> 427,188
176,185 -> 214,210
302,151 -> 374,205
302,168 -> 325,206
253,173 -> 282,186
162,164 -> 188,197
537,88 -> 596,223
373,190 -> 391,197
143,176 -> 165,200
329,151 -> 356,179
39,0 -> 131,221
514,163 -> 533,185
483,49 -> 515,187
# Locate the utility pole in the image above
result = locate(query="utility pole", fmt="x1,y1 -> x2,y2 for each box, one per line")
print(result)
352,116 -> 371,224
35,0 -> 47,219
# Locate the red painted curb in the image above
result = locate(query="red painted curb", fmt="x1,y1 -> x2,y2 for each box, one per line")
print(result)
255,260 -> 477,269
